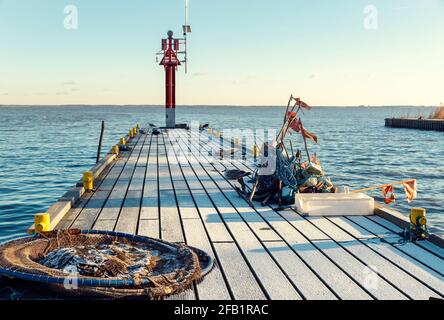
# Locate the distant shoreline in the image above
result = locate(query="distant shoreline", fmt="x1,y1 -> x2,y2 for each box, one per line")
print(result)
0,105 -> 438,108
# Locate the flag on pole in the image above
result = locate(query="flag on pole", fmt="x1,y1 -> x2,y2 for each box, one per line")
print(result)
299,119 -> 318,144
286,112 -> 300,132
402,180 -> 417,203
382,185 -> 396,204
292,97 -> 312,110
286,116 -> 318,143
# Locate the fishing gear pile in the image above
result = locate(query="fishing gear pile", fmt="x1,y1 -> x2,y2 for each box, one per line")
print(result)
229,95 -> 338,206
0,230 -> 213,299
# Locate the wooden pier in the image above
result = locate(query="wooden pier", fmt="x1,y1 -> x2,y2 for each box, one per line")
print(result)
4,127 -> 444,300
385,118 -> 444,131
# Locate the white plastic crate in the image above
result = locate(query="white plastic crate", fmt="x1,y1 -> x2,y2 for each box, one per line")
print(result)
294,193 -> 375,216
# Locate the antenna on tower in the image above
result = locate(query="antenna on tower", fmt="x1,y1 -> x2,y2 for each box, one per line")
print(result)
182,0 -> 192,74
155,1 -> 191,128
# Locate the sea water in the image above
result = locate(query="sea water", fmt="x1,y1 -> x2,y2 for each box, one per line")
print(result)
0,105 -> 442,241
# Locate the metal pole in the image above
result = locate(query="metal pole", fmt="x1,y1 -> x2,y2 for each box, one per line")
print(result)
184,0 -> 188,74
96,120 -> 105,163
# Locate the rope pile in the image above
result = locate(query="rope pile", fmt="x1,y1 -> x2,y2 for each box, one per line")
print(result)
234,95 -> 338,206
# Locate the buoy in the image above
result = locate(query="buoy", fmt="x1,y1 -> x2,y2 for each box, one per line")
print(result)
83,171 -> 94,192
34,213 -> 51,233
136,123 -> 140,129
216,130 -> 220,138
234,138 -> 240,145
119,137 -> 126,146
208,128 -> 213,134
129,129 -> 134,139
253,144 -> 260,158
112,145 -> 120,155
133,127 -> 137,136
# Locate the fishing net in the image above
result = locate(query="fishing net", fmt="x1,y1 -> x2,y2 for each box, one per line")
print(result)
0,230 -> 212,299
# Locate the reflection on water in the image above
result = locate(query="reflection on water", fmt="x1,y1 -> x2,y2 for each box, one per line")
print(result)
0,105 -> 442,241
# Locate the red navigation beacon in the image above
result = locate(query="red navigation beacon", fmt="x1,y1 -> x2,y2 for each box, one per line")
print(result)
159,30 -> 182,128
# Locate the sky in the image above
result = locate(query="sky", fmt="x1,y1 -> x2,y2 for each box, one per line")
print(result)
0,0 -> 443,106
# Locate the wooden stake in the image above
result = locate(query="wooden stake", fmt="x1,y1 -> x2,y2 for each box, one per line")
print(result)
96,120 -> 105,164
277,95 -> 296,142
276,95 -> 299,141
249,177 -> 259,203
299,119 -> 311,162
282,95 -> 294,126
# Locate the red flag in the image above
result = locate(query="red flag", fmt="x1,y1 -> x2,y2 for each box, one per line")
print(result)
290,121 -> 300,132
292,97 -> 301,104
292,97 -> 312,110
299,119 -> 318,144
303,127 -> 318,143
382,185 -> 396,204
402,180 -> 417,203
286,112 -> 300,132
299,101 -> 312,110
287,118 -> 318,144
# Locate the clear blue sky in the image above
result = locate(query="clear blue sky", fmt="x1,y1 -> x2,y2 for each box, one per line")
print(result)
1,0 -> 443,106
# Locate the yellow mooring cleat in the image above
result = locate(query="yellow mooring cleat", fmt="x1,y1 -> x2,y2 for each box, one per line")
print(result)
83,171 -> 94,192
112,145 -> 120,155
253,144 -> 260,158
406,208 -> 429,241
34,213 -> 51,233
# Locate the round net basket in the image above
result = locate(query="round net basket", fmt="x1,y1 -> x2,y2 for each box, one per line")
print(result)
0,230 -> 213,299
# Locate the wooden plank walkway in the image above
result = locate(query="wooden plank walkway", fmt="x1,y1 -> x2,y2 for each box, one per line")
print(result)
57,127 -> 444,300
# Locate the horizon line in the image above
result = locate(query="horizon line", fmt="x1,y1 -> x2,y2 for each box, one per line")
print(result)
0,104 -> 439,108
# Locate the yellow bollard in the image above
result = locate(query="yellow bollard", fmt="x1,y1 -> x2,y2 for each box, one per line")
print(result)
409,207 -> 429,240
410,208 -> 427,226
136,123 -> 140,129
83,171 -> 94,192
112,145 -> 120,155
133,127 -> 137,136
129,129 -> 134,139
119,137 -> 126,146
253,144 -> 260,158
35,213 -> 51,233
